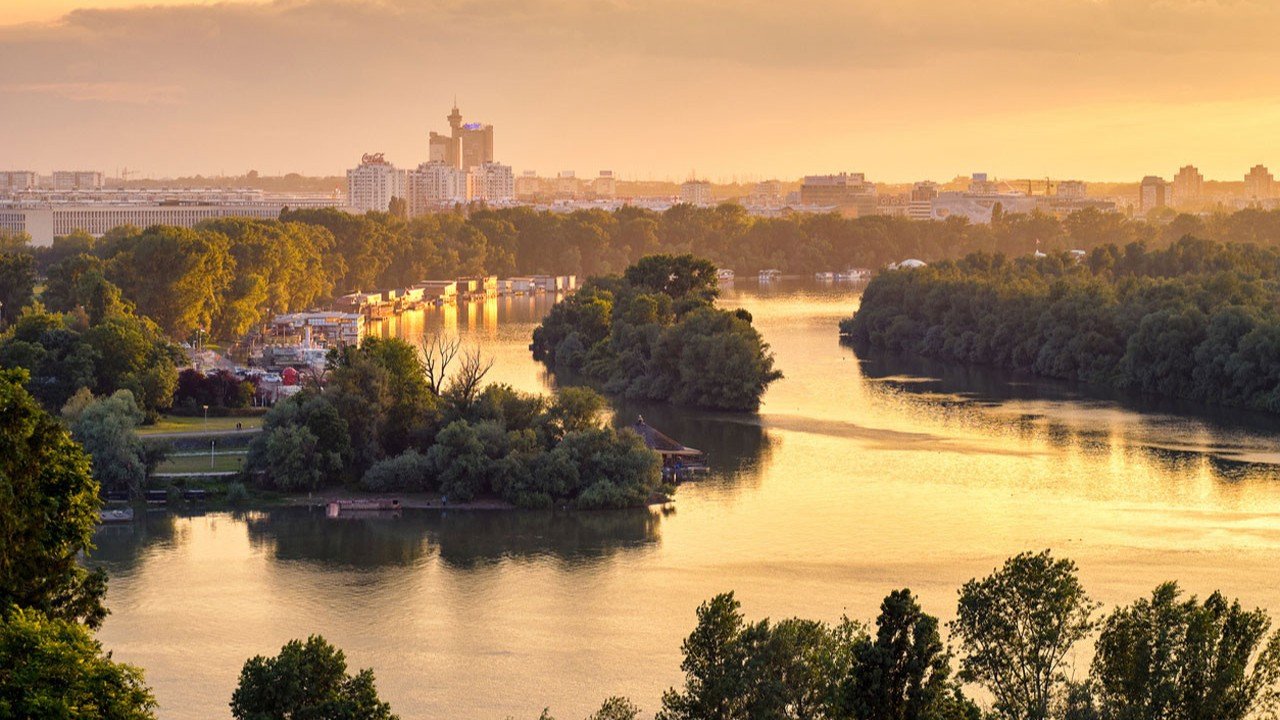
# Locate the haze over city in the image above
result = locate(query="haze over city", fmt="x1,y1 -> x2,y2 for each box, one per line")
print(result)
5,0 -> 1280,180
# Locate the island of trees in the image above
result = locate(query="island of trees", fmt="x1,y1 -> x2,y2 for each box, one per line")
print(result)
845,236 -> 1280,413
531,255 -> 782,411
245,335 -> 665,509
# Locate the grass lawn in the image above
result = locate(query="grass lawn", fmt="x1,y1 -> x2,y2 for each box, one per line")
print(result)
156,452 -> 248,474
140,414 -> 264,436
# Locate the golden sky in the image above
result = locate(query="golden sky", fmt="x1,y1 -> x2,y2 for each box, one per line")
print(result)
3,0 -> 1280,182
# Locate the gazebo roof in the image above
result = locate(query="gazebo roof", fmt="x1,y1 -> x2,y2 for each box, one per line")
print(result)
631,416 -> 703,456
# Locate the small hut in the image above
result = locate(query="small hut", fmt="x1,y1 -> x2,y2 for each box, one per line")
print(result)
631,416 -> 708,480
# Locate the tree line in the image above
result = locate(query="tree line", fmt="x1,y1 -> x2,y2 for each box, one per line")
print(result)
531,255 -> 782,411
245,336 -> 665,509
845,236 -> 1280,413
12,205 -> 1280,345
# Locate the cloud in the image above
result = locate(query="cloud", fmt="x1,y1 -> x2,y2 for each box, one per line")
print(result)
2,81 -> 186,104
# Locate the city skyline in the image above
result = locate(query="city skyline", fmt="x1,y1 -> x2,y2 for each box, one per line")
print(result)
6,1 -> 1280,181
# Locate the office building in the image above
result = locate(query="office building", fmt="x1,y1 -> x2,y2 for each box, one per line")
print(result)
427,104 -> 494,171
346,153 -> 406,213
1244,164 -> 1275,200
0,171 -> 38,192
555,171 -> 579,198
800,173 -> 876,216
1056,180 -> 1087,199
592,171 -> 617,199
1139,176 -> 1171,213
51,171 -> 104,190
680,179 -> 713,206
0,190 -> 343,246
515,171 -> 543,199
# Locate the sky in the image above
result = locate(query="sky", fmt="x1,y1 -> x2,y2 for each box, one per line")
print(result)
3,0 -> 1280,182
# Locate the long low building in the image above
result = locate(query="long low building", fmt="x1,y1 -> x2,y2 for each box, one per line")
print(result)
0,194 -> 346,246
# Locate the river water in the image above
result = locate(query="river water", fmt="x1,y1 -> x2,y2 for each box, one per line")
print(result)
91,281 -> 1280,720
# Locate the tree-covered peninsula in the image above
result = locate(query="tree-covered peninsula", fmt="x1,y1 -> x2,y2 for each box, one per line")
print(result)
531,255 -> 782,411
845,237 -> 1280,413
245,336 -> 664,509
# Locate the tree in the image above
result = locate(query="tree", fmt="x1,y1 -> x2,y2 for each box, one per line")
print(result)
588,697 -> 642,720
843,589 -> 976,720
950,551 -> 1098,720
0,252 -> 35,323
0,368 -> 107,628
63,388 -> 150,499
1091,582 -> 1280,720
230,635 -> 398,720
0,606 -> 156,719
658,592 -> 861,720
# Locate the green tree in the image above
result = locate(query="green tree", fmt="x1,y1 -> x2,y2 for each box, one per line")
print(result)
63,388 -> 150,499
230,635 -> 398,720
1091,582 -> 1280,720
0,368 -> 107,627
843,589 -> 977,720
0,252 -> 36,324
0,607 -> 156,719
950,551 -> 1098,720
588,697 -> 642,720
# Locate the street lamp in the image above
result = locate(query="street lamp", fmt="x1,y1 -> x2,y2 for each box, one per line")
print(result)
202,404 -> 209,426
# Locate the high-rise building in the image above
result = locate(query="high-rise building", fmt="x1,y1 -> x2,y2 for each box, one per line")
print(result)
467,162 -> 515,203
592,171 -> 617,199
800,173 -> 876,215
346,153 -> 406,213
1139,176 -> 1171,214
407,161 -> 467,214
51,171 -> 103,191
908,181 -> 938,220
1244,164 -> 1275,200
0,171 -> 38,192
1171,165 -> 1203,206
427,104 -> 494,171
680,179 -> 713,206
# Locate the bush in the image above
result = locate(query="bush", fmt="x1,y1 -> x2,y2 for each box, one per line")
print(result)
224,482 -> 250,506
360,451 -> 434,492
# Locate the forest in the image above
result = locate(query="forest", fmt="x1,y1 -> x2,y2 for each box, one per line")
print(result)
845,236 -> 1280,412
531,255 -> 782,411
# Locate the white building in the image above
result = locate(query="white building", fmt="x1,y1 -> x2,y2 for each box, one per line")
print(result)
0,189 -> 343,246
346,153 -> 406,213
0,171 -> 38,192
407,161 -> 467,214
51,171 -> 104,190
680,179 -> 713,206
555,171 -> 578,198
467,162 -> 515,203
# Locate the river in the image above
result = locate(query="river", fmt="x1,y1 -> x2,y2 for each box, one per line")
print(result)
91,280 -> 1280,719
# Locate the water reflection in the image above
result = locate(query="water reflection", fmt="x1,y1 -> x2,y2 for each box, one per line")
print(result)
232,507 -> 663,569
851,343 -> 1280,480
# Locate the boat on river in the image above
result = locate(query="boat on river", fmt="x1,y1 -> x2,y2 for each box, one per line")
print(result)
98,507 -> 135,523
326,498 -> 402,518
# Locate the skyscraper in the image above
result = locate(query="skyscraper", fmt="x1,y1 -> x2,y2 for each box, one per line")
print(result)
427,104 -> 494,171
1172,165 -> 1204,206
1139,176 -> 1171,214
1244,164 -> 1275,200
